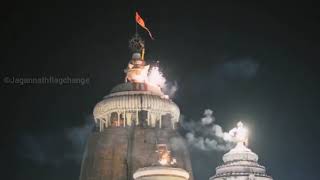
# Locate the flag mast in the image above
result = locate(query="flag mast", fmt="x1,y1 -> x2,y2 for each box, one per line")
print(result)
135,12 -> 138,36
131,11 -> 154,60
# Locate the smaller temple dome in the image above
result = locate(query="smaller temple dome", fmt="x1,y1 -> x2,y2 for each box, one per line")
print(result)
222,143 -> 258,163
133,166 -> 190,180
210,122 -> 273,180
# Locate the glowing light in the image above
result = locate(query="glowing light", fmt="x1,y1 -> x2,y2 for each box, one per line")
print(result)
147,66 -> 166,88
162,95 -> 169,99
170,158 -> 177,165
158,156 -> 169,165
156,144 -> 176,166
228,121 -> 248,146
125,64 -> 150,83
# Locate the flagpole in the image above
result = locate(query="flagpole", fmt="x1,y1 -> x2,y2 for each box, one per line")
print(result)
135,21 -> 138,36
135,12 -> 138,36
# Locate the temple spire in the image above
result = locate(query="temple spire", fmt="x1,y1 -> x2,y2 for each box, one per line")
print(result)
129,34 -> 145,60
125,34 -> 149,83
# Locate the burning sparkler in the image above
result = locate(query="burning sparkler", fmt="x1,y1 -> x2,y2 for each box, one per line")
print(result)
156,144 -> 177,166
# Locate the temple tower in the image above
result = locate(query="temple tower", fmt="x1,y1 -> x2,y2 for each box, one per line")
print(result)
79,35 -> 193,180
133,143 -> 190,180
210,122 -> 273,180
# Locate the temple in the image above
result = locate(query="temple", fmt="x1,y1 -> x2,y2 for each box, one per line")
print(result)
133,144 -> 190,180
79,34 -> 193,180
78,21 -> 274,180
209,122 -> 273,180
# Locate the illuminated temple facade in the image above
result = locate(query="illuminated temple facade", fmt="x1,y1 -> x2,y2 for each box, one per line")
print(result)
79,35 -> 193,180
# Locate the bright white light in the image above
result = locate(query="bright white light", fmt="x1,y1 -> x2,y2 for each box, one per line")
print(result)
228,121 -> 248,146
170,158 -> 177,165
159,158 -> 169,165
147,66 -> 166,88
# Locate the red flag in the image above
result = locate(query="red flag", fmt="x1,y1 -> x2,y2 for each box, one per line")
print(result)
135,12 -> 154,40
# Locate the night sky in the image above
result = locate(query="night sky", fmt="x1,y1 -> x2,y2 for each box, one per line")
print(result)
3,1 -> 320,180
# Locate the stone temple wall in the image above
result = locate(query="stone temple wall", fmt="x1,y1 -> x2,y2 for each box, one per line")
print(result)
79,127 -> 193,180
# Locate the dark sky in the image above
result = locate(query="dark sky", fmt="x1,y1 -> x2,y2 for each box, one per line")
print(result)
3,0 -> 320,180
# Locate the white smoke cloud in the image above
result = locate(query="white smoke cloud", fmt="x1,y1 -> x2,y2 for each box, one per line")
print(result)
169,137 -> 187,151
201,109 -> 215,125
212,124 -> 233,141
182,109 -> 235,151
204,137 -> 233,151
66,117 -> 95,162
163,81 -> 178,98
218,58 -> 259,80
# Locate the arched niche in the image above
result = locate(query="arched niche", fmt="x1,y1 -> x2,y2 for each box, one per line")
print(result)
138,110 -> 148,127
110,112 -> 119,127
161,113 -> 173,129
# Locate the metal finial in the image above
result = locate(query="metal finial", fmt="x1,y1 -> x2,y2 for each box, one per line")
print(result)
129,34 -> 145,53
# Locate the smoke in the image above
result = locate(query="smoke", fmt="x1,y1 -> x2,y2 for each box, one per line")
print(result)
217,58 -> 259,80
201,109 -> 215,125
147,64 -> 178,98
16,116 -> 94,166
181,109 -> 235,151
65,117 -> 95,162
163,80 -> 178,98
169,136 -> 187,151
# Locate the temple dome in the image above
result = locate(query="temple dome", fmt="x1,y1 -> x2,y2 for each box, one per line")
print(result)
210,143 -> 273,180
222,143 -> 258,163
133,166 -> 190,180
110,82 -> 163,96
93,82 -> 180,130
